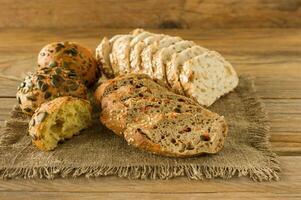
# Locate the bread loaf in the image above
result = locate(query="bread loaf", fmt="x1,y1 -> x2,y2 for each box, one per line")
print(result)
16,66 -> 87,115
28,96 -> 92,151
38,41 -> 98,86
95,74 -> 228,157
96,29 -> 238,107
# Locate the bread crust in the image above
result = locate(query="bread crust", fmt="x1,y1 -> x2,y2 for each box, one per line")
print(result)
16,67 -> 87,115
38,41 -> 98,86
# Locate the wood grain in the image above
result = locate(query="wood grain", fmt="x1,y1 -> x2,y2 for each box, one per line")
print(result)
0,0 -> 301,29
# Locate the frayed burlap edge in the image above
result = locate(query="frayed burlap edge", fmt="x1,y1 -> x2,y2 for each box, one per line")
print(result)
0,75 -> 281,181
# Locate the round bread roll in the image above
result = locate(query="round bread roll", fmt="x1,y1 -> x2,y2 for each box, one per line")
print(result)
28,96 -> 92,151
37,41 -> 98,86
16,66 -> 87,115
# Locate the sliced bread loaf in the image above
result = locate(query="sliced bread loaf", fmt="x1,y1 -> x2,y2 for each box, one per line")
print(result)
95,74 -> 228,157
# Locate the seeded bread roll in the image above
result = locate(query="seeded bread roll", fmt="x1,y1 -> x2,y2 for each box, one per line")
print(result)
29,96 -> 92,151
95,74 -> 228,157
16,67 -> 87,115
38,41 -> 98,86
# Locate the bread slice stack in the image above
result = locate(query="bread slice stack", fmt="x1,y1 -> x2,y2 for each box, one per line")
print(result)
96,29 -> 239,107
94,74 -> 228,157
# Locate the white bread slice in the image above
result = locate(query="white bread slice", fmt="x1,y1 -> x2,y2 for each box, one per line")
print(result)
166,46 -> 208,94
153,40 -> 195,86
139,34 -> 167,76
95,35 -> 122,78
129,31 -> 154,73
110,35 -> 133,75
180,51 -> 239,107
146,37 -> 182,81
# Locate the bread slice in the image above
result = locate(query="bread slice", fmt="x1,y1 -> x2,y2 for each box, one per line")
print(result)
153,40 -> 195,87
144,36 -> 182,82
110,35 -> 133,75
130,31 -> 154,73
96,35 -> 122,78
124,112 -> 227,157
139,34 -> 167,76
94,74 -> 198,106
95,74 -> 228,157
166,46 -> 208,94
100,88 -> 204,136
180,51 -> 239,107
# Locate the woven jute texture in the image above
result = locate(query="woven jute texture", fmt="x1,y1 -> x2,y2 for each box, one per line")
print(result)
0,76 -> 280,181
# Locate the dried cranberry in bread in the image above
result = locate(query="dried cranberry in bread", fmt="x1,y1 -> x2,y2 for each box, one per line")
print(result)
124,112 -> 227,157
16,67 -> 87,115
94,74 -> 228,157
38,41 -> 98,86
29,96 -> 92,151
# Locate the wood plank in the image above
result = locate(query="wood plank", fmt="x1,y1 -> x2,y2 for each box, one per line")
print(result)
0,156 -> 299,199
0,192 -> 300,200
0,0 -> 301,29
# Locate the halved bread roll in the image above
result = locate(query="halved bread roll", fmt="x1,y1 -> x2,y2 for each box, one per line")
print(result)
180,51 -> 239,107
28,96 -> 92,151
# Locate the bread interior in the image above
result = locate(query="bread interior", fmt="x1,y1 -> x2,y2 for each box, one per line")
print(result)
41,100 -> 91,150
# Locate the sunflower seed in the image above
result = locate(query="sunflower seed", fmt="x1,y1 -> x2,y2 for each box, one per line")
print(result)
20,82 -> 26,88
17,96 -> 21,104
44,91 -> 51,99
62,61 -> 69,68
49,61 -> 58,68
36,75 -> 45,80
36,112 -> 48,123
30,118 -> 35,126
55,68 -> 62,74
26,95 -> 37,101
69,83 -> 79,91
24,107 -> 32,113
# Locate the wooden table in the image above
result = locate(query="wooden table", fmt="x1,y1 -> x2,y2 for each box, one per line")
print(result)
0,28 -> 300,200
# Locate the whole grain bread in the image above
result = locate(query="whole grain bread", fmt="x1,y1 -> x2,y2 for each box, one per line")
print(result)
95,74 -> 228,157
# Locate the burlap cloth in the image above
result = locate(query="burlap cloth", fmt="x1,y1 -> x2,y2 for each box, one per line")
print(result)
0,76 -> 280,181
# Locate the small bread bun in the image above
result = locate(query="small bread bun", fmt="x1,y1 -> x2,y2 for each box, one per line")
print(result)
28,96 -> 92,151
37,41 -> 98,86
16,66 -> 87,115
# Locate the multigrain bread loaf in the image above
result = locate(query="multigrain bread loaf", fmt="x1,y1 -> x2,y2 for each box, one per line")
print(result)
16,67 -> 87,115
94,74 -> 228,157
29,96 -> 92,151
96,29 -> 238,107
38,41 -> 98,86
